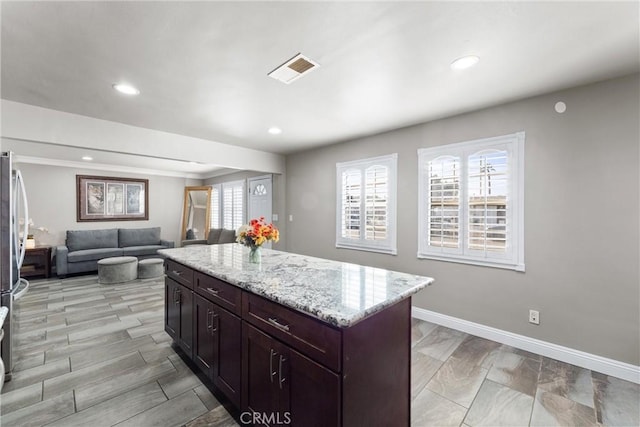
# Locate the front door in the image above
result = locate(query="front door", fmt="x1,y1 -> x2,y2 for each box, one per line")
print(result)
247,176 -> 273,248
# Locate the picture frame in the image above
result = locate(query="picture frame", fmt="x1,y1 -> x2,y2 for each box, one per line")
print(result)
77,175 -> 149,221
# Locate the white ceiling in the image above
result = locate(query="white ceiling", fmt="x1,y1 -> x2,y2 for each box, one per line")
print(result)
1,1 -> 638,174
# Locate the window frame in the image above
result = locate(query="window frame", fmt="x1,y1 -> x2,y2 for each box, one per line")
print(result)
418,132 -> 525,271
336,153 -> 398,255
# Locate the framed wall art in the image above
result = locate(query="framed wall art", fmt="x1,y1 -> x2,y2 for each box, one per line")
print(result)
76,175 -> 149,221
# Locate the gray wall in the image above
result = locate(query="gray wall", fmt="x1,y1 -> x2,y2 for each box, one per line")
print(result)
16,163 -> 189,251
285,74 -> 640,365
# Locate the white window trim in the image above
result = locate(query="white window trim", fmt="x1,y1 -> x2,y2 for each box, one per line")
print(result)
336,153 -> 398,255
209,180 -> 246,231
418,132 -> 525,271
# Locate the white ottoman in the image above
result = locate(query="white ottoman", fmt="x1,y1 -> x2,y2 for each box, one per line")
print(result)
98,256 -> 138,284
137,258 -> 164,279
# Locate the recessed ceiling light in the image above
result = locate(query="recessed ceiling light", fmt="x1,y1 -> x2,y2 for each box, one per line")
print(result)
450,55 -> 480,70
268,127 -> 282,135
112,83 -> 140,95
82,156 -> 93,161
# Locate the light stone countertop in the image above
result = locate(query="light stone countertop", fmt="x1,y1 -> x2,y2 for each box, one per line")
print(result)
159,244 -> 434,328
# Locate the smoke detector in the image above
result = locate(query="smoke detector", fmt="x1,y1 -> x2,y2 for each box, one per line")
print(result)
268,53 -> 320,84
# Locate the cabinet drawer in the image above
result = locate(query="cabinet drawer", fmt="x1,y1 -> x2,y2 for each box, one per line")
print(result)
164,260 -> 194,289
243,293 -> 341,372
194,272 -> 241,316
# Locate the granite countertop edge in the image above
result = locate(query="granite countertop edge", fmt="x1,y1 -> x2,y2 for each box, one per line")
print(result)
159,247 -> 433,328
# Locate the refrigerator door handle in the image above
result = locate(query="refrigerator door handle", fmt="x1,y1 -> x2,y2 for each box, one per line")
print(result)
13,170 -> 28,269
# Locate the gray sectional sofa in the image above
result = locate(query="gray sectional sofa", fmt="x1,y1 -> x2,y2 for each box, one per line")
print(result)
181,228 -> 237,246
56,227 -> 174,277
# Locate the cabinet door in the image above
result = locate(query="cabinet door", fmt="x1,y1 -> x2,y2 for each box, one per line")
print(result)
242,323 -> 286,423
193,294 -> 214,375
288,349 -> 340,427
177,284 -> 194,357
165,279 -> 180,339
213,304 -> 242,407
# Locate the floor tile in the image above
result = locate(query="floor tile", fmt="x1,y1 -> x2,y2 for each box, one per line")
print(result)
158,353 -> 205,399
426,355 -> 488,407
0,382 -> 43,415
46,382 -> 168,427
43,351 -> 147,399
1,357 -> 70,393
411,388 -> 467,427
487,350 -> 541,397
530,388 -> 598,426
592,372 -> 640,426
411,351 -> 443,399
538,357 -> 595,408
411,319 -> 438,347
450,335 -> 501,367
0,390 -> 75,427
185,402 -> 240,427
114,389 -> 208,427
413,325 -> 468,361
194,384 -> 222,411
464,380 -> 534,426
74,358 -> 175,411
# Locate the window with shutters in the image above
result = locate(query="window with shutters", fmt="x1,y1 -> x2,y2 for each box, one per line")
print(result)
336,154 -> 397,255
209,180 -> 245,231
418,132 -> 524,271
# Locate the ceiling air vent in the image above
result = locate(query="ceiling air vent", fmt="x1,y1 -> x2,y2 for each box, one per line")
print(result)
268,53 -> 320,84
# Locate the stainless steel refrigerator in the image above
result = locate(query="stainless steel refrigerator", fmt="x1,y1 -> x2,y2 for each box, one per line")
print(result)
1,151 -> 30,382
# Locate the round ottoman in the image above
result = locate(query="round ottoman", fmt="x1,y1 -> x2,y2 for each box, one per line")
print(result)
98,256 -> 138,284
137,258 -> 164,279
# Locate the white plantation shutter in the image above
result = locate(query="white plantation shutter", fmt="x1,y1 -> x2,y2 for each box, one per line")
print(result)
221,181 -> 245,231
467,150 -> 509,254
365,166 -> 388,241
418,132 -> 524,271
427,156 -> 460,251
341,169 -> 361,239
210,184 -> 221,229
336,154 -> 397,255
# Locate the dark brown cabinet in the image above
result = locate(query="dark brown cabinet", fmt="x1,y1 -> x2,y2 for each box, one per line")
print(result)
165,278 -> 193,357
194,293 -> 242,407
243,323 -> 340,426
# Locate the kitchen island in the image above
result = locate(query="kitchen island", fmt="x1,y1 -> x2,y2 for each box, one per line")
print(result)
159,244 -> 433,426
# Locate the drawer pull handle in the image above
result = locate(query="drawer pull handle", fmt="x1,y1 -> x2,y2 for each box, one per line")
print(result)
171,270 -> 182,276
268,317 -> 290,332
269,349 -> 278,383
279,355 -> 286,390
206,288 -> 220,296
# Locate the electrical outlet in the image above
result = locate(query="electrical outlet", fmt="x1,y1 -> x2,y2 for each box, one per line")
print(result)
529,310 -> 540,325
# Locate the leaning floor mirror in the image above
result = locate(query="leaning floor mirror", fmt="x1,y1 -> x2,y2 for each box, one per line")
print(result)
181,186 -> 212,242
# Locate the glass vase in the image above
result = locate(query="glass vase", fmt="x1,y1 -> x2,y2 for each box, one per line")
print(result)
249,246 -> 262,264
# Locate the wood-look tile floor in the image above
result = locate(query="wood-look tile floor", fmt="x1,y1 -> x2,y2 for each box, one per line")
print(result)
1,275 -> 638,426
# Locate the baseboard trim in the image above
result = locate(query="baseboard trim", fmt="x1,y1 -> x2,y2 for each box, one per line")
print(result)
412,306 -> 640,384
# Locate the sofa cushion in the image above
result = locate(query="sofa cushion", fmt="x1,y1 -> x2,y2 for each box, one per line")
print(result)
119,227 -> 161,248
207,229 -> 223,244
67,229 -> 118,252
122,245 -> 166,257
218,229 -> 237,244
67,248 -> 123,263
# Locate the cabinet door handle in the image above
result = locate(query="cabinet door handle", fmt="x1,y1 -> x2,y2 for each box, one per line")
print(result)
175,289 -> 181,305
279,355 -> 286,390
268,317 -> 290,332
211,311 -> 219,333
206,309 -> 212,330
269,349 -> 278,383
